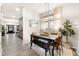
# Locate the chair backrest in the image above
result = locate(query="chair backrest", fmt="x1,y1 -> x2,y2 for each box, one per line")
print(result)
55,36 -> 62,49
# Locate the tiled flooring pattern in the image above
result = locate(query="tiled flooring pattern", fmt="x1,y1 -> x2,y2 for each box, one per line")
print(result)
2,33 -> 76,56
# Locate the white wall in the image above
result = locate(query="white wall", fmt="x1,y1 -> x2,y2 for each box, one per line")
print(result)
23,7 -> 40,44
62,3 -> 79,55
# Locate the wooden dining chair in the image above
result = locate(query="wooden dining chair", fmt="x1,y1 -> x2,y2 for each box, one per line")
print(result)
49,36 -> 63,56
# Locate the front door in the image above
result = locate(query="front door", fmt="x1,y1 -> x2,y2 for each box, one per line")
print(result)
7,25 -> 14,33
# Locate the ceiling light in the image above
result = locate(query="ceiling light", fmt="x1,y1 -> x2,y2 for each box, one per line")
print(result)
12,16 -> 15,18
16,8 -> 20,11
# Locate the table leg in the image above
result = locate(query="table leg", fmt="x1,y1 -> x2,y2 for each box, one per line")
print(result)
30,35 -> 32,49
45,50 -> 47,56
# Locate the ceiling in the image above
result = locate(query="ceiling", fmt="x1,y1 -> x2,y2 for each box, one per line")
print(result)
22,3 -> 61,13
1,3 -> 23,19
1,3 -> 62,19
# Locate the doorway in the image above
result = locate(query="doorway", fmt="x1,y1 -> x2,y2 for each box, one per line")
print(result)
7,25 -> 14,34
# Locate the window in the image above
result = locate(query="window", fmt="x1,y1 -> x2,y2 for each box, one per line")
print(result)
29,20 -> 38,28
31,23 -> 38,27
50,20 -> 54,29
41,21 -> 48,30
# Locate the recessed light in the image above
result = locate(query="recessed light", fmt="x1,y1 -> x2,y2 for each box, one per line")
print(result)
16,8 -> 20,11
12,16 -> 15,18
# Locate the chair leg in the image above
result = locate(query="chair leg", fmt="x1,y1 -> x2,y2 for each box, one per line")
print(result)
56,48 -> 61,56
56,49 -> 59,56
59,48 -> 61,56
61,46 -> 63,53
49,49 -> 51,55
45,50 -> 47,56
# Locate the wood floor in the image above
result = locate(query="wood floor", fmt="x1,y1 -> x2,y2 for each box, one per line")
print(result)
2,34 -> 39,56
2,33 -> 77,56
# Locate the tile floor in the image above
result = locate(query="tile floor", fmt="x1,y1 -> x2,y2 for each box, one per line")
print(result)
2,33 -> 76,56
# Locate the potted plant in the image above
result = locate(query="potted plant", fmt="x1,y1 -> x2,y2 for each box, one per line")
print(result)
59,20 -> 75,43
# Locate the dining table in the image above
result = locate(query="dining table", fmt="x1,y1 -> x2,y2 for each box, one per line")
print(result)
30,33 -> 59,56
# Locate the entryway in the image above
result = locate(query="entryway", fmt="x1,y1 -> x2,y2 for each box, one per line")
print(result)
7,25 -> 14,34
